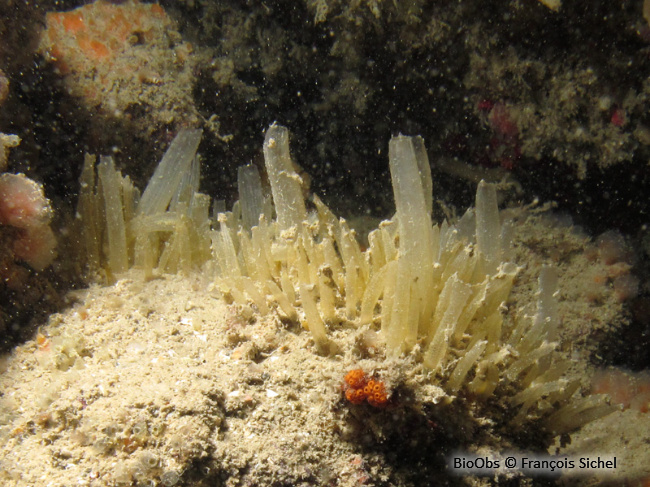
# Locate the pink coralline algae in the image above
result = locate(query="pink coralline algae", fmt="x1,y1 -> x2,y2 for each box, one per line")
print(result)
592,369 -> 650,414
0,173 -> 56,274
482,101 -> 522,170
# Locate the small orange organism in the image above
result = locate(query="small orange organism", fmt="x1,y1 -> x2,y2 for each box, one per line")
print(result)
343,369 -> 389,407
345,388 -> 367,405
364,379 -> 388,407
36,332 -> 50,352
344,369 -> 367,389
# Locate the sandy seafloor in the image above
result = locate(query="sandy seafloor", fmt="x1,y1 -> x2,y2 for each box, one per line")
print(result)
0,210 -> 649,487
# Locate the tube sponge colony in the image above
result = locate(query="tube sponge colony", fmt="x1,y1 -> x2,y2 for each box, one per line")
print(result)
76,129 -> 209,281
77,124 -> 614,435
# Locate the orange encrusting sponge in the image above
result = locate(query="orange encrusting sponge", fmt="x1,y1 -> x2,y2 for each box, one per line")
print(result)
41,1 -> 172,71
343,369 -> 389,407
